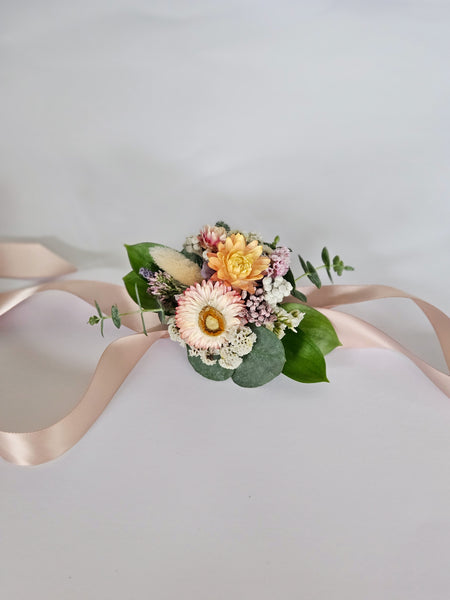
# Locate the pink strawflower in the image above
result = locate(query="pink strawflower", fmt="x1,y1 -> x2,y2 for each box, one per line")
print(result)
198,225 -> 227,251
175,280 -> 244,350
266,246 -> 291,277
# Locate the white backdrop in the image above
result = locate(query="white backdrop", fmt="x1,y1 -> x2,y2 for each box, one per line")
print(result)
1,1 -> 449,598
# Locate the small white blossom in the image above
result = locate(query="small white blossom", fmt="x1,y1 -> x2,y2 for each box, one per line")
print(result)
225,326 -> 257,357
229,230 -> 263,244
274,306 -> 304,331
183,234 -> 202,255
188,347 -> 218,366
167,316 -> 186,347
265,306 -> 305,339
262,276 -> 293,306
218,346 -> 243,370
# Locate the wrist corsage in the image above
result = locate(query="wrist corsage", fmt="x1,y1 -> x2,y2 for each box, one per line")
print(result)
90,221 -> 353,387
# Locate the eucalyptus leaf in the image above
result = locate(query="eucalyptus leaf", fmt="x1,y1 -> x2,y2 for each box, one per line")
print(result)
282,329 -> 328,383
282,303 -> 341,356
306,261 -> 322,288
232,326 -> 286,388
111,305 -> 121,329
322,247 -> 333,282
298,254 -> 308,273
123,271 -> 160,310
292,289 -> 308,302
188,352 -> 234,381
321,247 -> 330,267
284,268 -> 296,288
95,300 -> 103,318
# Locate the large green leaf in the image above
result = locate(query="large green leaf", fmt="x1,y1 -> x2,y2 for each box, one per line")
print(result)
232,326 -> 286,388
187,352 -> 234,381
282,329 -> 328,383
282,303 -> 341,356
122,271 -> 161,311
124,242 -> 164,275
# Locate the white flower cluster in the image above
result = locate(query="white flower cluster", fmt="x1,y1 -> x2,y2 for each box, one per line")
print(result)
262,276 -> 293,306
265,306 -> 305,339
168,318 -> 257,370
188,347 -> 217,365
183,234 -> 202,255
218,326 -> 257,369
167,316 -> 186,347
229,230 -> 263,244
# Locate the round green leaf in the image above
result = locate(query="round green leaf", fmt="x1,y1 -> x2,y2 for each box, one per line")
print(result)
187,351 -> 234,381
282,303 -> 341,356
232,326 -> 286,388
282,329 -> 328,383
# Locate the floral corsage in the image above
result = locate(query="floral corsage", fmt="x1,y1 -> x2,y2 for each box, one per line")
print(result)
90,222 -> 353,387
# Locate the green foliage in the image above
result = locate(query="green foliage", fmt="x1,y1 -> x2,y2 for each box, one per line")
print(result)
111,305 -> 121,329
281,303 -> 341,356
280,302 -> 342,384
296,249 -> 354,289
298,254 -> 308,273
187,352 -> 234,381
332,255 -> 354,276
123,271 -> 160,311
267,234 -> 280,249
232,326 -> 286,388
88,315 -> 100,326
95,300 -> 103,318
215,221 -> 230,231
134,282 -> 148,336
291,289 -> 308,302
181,249 -> 203,267
284,269 -> 307,302
282,329 -> 328,383
321,246 -> 333,282
124,242 -> 164,275
306,260 -> 322,288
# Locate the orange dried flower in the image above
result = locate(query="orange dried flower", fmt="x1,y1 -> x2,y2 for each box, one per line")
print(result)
207,233 -> 270,294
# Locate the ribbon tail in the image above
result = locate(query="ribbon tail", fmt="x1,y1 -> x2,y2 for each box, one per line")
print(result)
0,242 -> 76,279
0,330 -> 167,466
319,308 -> 450,398
304,284 -> 450,371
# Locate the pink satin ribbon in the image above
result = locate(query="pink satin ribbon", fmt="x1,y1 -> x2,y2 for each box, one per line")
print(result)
0,242 -> 449,466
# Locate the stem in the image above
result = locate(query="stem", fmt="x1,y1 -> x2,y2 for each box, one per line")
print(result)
100,308 -> 154,321
294,264 -> 328,282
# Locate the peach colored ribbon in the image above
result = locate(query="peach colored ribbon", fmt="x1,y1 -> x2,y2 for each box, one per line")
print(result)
0,242 -> 449,466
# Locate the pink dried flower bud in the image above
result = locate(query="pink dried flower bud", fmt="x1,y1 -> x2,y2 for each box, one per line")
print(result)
198,225 -> 227,251
266,246 -> 291,277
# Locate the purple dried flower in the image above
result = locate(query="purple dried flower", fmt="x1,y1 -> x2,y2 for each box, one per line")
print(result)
139,268 -> 187,312
266,246 -> 291,277
201,262 -> 215,280
241,288 -> 276,327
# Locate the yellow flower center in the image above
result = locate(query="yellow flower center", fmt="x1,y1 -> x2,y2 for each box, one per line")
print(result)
198,306 -> 226,336
227,252 -> 253,277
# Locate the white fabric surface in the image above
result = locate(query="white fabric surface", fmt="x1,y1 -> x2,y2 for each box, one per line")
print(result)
1,1 -> 449,598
